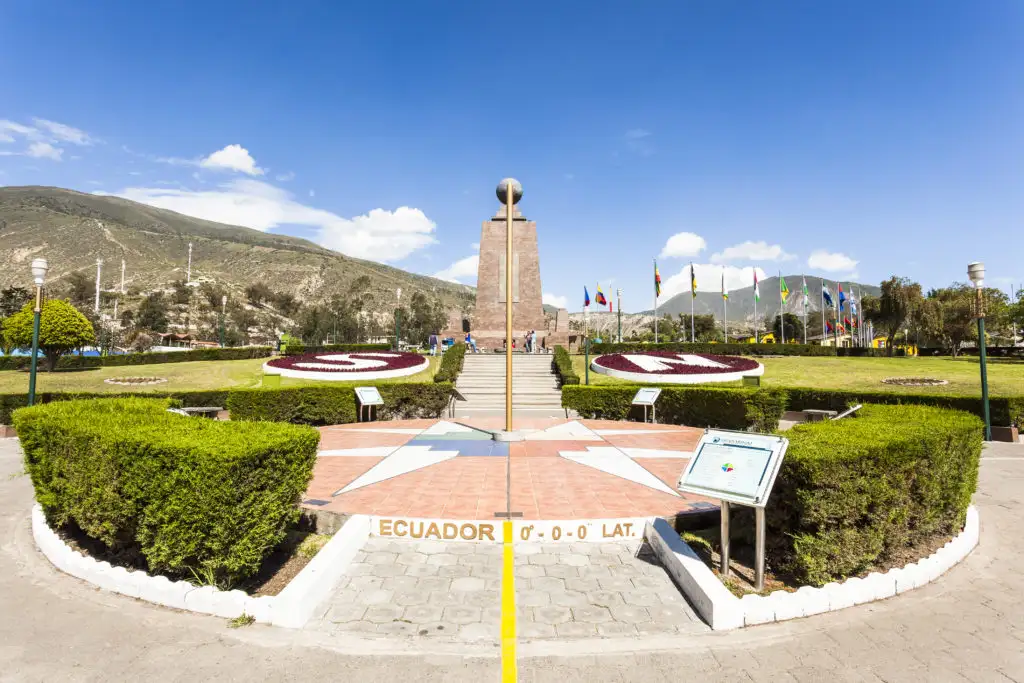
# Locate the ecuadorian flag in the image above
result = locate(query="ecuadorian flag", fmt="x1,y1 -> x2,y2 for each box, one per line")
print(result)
595,284 -> 609,309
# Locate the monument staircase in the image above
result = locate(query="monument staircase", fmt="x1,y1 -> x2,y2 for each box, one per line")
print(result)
454,352 -> 564,413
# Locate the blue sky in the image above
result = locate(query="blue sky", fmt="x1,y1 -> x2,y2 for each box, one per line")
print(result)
1,1 -> 1021,310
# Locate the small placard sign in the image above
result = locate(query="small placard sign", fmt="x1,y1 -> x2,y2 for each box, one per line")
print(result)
354,386 -> 384,406
678,430 -> 788,507
631,387 -> 662,406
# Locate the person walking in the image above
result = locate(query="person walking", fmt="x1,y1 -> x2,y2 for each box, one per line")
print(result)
531,330 -> 538,354
465,331 -> 478,353
429,332 -> 438,356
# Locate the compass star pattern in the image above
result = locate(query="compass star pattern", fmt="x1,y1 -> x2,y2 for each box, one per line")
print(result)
302,418 -> 719,521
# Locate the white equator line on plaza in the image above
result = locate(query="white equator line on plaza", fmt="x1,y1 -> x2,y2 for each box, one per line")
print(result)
558,447 -> 681,497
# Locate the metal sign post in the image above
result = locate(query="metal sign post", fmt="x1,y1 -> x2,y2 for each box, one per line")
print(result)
355,386 -> 384,422
631,388 -> 662,423
678,428 -> 788,591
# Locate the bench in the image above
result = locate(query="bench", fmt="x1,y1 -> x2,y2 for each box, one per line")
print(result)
167,407 -> 225,419
803,409 -> 838,422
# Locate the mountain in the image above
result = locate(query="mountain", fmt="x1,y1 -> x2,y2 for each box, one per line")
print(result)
647,275 -> 880,326
0,186 -> 475,314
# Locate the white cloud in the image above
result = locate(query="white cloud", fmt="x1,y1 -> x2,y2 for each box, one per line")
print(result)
543,293 -> 568,309
624,128 -> 655,156
808,250 -> 858,272
659,232 -> 707,259
26,142 -> 63,161
31,118 -> 93,145
660,264 -> 766,299
711,240 -> 794,263
276,170 -> 295,182
625,128 -> 651,140
0,120 -> 36,137
199,144 -> 264,175
106,179 -> 437,262
433,254 -> 479,284
0,132 -> 13,143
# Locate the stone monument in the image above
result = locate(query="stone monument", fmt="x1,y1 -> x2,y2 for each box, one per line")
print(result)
458,185 -> 568,350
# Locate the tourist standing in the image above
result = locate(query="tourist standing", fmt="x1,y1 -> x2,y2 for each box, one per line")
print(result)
465,332 -> 478,353
531,330 -> 538,354
429,332 -> 438,356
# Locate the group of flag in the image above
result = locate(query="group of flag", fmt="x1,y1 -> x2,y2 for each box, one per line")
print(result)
583,284 -> 612,311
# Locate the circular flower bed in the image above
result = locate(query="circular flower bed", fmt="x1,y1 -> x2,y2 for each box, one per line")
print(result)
263,351 -> 429,381
591,351 -> 764,384
103,377 -> 168,386
881,377 -> 949,387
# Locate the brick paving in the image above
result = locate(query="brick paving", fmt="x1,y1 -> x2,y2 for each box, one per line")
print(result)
305,418 -> 715,520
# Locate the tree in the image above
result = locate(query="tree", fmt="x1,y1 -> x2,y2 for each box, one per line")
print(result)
920,286 -> 975,356
0,286 -> 31,318
171,280 -> 191,305
270,291 -> 301,318
136,293 -> 170,332
2,299 -> 96,371
64,271 -> 94,308
772,313 -> 805,343
245,282 -> 273,307
865,277 -> 923,356
676,313 -> 719,342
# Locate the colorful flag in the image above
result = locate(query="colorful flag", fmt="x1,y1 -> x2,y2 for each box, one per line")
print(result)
722,271 -> 729,300
754,271 -> 760,302
654,261 -> 662,298
595,284 -> 609,309
690,263 -> 697,298
584,286 -> 591,308
802,277 -> 809,309
826,320 -> 834,333
780,276 -> 790,303
838,284 -> 847,311
822,283 -> 834,308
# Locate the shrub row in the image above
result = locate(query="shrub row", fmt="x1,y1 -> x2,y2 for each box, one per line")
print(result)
765,404 -> 982,585
0,389 -> 230,424
282,343 -> 391,356
0,346 -> 272,371
553,346 -> 579,385
562,385 -> 787,432
226,383 -> 454,425
590,342 -> 837,357
919,346 -> 1024,359
434,343 -> 466,383
14,398 -> 319,587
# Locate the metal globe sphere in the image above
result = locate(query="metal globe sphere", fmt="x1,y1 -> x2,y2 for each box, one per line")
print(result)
496,178 -> 523,205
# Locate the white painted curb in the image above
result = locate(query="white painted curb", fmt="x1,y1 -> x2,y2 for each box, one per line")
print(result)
645,505 -> 980,630
31,504 -> 370,628
591,356 -> 764,384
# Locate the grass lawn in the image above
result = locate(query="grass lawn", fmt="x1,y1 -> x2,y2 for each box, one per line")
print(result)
0,355 -> 440,395
570,354 -> 1024,396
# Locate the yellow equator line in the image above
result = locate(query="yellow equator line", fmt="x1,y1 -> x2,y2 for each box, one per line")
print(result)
500,520 -> 517,682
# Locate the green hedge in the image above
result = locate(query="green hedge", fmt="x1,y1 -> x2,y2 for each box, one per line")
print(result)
227,383 -> 454,425
784,387 -> 1024,429
0,389 -> 229,424
590,342 -> 836,357
553,346 -> 579,385
0,346 -> 272,371
562,385 -> 786,432
286,343 -> 391,356
14,398 -> 318,587
766,404 -> 982,585
434,343 -> 466,383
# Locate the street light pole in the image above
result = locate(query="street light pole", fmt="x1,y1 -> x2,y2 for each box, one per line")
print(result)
395,288 -> 402,351
968,262 -> 991,441
27,258 -> 49,407
219,295 -> 227,348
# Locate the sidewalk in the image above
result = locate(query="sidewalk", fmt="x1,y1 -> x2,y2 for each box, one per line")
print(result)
1,437 -> 1021,682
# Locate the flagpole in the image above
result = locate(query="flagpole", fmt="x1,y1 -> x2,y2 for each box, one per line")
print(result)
779,271 -> 785,344
690,263 -> 695,343
754,274 -> 758,344
723,272 -> 728,343
654,259 -> 659,344
832,282 -> 838,347
820,279 -> 826,347
803,276 -> 808,345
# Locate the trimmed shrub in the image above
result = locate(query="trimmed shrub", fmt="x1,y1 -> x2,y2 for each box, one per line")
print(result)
0,346 -> 272,371
766,404 -> 983,585
562,385 -> 786,432
227,383 -> 454,425
835,347 -> 890,357
0,389 -> 230,424
14,398 -> 319,586
553,346 -> 579,385
785,387 -> 1024,429
434,343 -> 466,383
300,343 -> 392,354
589,342 -> 836,357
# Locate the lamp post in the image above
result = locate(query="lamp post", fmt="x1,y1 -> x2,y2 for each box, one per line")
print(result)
967,262 -> 991,441
27,257 -> 48,407
219,295 -> 227,348
498,178 -> 522,433
395,287 -> 402,351
617,288 -> 623,343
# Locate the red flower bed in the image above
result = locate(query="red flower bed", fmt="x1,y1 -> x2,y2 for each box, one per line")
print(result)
593,352 -> 760,375
265,352 -> 426,373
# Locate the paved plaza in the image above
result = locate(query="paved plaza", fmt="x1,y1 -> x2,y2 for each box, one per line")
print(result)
2,437 -> 1022,681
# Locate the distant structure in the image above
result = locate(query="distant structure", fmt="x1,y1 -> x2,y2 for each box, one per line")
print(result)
94,258 -> 103,314
187,242 -> 193,283
120,258 -> 126,295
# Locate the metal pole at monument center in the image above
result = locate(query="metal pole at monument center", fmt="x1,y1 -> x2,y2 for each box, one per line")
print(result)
500,178 -> 522,433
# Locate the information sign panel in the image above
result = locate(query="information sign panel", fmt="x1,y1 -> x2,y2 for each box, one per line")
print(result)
354,386 -> 384,406
631,388 -> 661,406
678,429 -> 788,507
